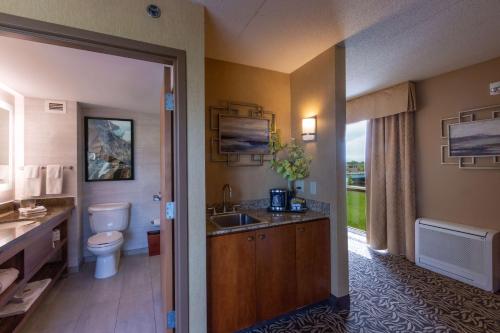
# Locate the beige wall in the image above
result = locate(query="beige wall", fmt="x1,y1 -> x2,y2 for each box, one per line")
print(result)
290,46 -> 349,297
205,58 -> 290,204
81,107 -> 161,257
0,1 -> 207,331
416,57 -> 500,231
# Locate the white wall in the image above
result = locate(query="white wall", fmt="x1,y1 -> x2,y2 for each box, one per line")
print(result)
81,107 -> 161,257
20,97 -> 81,267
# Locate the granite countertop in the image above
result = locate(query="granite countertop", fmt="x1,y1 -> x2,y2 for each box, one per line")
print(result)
0,204 -> 74,250
207,209 -> 329,237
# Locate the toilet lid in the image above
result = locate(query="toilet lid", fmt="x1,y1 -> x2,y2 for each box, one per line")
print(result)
88,231 -> 123,248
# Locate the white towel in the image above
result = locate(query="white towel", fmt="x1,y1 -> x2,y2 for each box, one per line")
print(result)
23,165 -> 42,197
0,268 -> 19,294
0,164 -> 9,184
18,206 -> 47,216
45,164 -> 63,195
0,279 -> 51,317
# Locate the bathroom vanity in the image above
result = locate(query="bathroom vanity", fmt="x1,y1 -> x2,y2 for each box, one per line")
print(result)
207,210 -> 331,333
0,202 -> 72,333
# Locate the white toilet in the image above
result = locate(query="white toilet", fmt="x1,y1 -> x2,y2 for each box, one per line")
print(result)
87,202 -> 131,279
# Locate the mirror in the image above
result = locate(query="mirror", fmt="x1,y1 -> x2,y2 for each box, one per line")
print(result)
0,104 -> 12,191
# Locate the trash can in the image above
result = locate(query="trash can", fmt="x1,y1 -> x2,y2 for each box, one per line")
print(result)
147,230 -> 160,256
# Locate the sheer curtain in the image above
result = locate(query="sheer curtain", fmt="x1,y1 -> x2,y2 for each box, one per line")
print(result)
365,111 -> 416,261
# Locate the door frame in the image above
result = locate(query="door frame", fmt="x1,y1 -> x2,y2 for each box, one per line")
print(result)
0,13 -> 189,332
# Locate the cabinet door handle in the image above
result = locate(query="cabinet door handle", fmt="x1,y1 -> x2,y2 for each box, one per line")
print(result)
247,236 -> 255,241
258,234 -> 266,240
298,227 -> 305,232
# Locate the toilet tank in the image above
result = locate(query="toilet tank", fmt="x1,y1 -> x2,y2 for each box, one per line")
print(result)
88,202 -> 131,233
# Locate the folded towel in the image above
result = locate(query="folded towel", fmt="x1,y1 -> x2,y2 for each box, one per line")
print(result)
0,268 -> 19,294
23,165 -> 41,197
46,165 -> 63,195
0,279 -> 51,317
0,164 -> 9,184
11,278 -> 51,304
18,206 -> 47,216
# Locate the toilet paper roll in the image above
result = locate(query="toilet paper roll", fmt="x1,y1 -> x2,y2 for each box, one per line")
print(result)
151,218 -> 160,226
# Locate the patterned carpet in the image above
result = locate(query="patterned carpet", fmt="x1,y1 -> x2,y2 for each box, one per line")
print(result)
247,233 -> 500,333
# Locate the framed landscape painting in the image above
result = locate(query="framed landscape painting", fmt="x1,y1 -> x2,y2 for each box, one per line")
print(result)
448,117 -> 500,157
219,115 -> 270,154
85,117 -> 134,181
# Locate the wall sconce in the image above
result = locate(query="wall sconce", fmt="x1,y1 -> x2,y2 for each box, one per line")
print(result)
301,116 -> 317,141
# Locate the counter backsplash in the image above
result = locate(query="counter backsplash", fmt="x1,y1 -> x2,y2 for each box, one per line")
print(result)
207,198 -> 330,216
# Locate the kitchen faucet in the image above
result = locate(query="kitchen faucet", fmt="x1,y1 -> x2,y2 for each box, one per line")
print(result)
222,184 -> 232,213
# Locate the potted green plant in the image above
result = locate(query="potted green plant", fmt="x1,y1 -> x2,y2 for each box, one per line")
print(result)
269,132 -> 312,195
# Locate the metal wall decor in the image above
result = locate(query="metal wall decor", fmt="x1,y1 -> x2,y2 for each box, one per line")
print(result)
440,104 -> 500,169
209,101 -> 276,167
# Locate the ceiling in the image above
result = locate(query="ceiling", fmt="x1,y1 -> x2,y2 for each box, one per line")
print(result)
196,0 -> 500,98
197,0 -> 419,73
345,0 -> 500,98
0,35 -> 163,112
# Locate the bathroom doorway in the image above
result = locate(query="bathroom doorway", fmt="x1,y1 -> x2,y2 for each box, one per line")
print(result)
0,13 -> 189,333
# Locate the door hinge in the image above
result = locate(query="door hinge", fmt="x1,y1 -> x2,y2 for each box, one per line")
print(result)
165,92 -> 175,112
167,310 -> 176,329
166,201 -> 175,219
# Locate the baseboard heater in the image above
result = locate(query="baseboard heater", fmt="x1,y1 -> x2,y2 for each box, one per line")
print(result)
415,218 -> 500,292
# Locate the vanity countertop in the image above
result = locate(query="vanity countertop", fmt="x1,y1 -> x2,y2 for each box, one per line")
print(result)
207,209 -> 329,237
0,204 -> 73,250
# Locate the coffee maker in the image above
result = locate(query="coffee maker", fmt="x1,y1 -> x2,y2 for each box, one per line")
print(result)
269,189 -> 288,212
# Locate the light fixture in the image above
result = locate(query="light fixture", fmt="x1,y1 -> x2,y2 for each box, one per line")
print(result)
302,116 -> 317,141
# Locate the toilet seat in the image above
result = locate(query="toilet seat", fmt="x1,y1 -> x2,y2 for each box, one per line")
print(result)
88,231 -> 123,248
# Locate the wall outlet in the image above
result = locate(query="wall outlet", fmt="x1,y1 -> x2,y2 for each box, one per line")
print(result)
295,180 -> 304,193
309,181 -> 317,195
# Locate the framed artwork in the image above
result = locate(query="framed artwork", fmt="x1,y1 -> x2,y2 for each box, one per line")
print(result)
85,117 -> 134,181
219,115 -> 270,154
448,117 -> 500,157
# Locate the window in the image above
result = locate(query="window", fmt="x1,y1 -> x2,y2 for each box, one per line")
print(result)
346,120 -> 367,231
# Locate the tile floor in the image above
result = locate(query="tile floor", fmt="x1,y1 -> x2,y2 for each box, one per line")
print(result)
20,254 -> 162,333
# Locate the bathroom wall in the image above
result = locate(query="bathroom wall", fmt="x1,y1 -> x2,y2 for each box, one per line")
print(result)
20,97 -> 81,267
205,58 -> 291,204
81,106 -> 161,258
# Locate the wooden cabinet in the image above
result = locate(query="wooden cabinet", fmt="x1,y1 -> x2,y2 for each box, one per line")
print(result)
208,218 -> 330,332
208,230 -> 257,333
256,224 -> 297,321
296,219 -> 331,307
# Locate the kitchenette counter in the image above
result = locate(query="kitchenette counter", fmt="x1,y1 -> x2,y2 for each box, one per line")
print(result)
207,209 -> 329,236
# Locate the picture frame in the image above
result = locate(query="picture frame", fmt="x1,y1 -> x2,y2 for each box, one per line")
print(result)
218,114 -> 270,155
84,117 -> 134,181
448,117 -> 500,157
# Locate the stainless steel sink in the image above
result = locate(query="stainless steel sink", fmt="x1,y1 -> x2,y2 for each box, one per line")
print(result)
210,213 -> 264,229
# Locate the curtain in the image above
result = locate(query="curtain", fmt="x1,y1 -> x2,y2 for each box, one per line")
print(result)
365,111 -> 416,261
347,82 -> 416,124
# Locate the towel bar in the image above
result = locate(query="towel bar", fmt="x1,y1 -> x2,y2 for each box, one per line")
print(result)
18,166 -> 73,170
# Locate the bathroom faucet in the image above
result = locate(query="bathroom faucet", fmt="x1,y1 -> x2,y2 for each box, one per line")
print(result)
222,184 -> 232,213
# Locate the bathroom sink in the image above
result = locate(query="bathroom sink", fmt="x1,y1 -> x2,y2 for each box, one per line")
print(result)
210,213 -> 264,229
